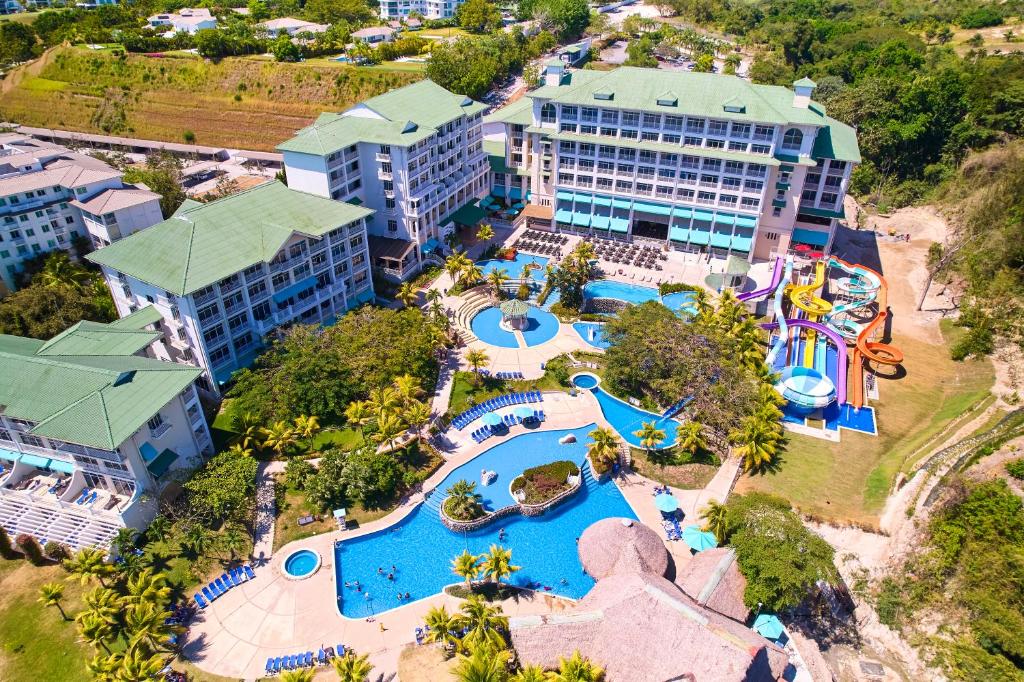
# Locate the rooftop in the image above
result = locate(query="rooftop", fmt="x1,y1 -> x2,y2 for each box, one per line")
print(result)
71,187 -> 161,215
676,547 -> 750,623
0,308 -> 200,450
87,181 -> 373,296
0,156 -> 121,197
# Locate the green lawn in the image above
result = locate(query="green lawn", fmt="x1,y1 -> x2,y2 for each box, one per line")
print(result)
0,11 -> 41,23
418,27 -> 469,39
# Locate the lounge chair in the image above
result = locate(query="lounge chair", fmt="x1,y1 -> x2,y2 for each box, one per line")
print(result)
243,564 -> 256,580
75,489 -> 90,504
222,572 -> 234,588
208,581 -> 223,597
202,585 -> 217,601
337,644 -> 346,657
304,652 -> 314,666
318,649 -> 327,664
265,658 -> 275,675
231,567 -> 243,584
194,592 -> 209,609
85,491 -> 98,505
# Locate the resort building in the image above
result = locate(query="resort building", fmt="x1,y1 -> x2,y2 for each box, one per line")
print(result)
147,8 -> 217,34
484,65 -> 861,261
349,26 -> 397,43
278,80 -> 489,283
87,181 -> 375,394
0,308 -> 212,551
259,17 -> 330,38
0,133 -> 163,293
378,0 -> 462,20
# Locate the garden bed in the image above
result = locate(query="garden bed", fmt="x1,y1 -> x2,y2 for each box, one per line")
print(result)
511,460 -> 580,505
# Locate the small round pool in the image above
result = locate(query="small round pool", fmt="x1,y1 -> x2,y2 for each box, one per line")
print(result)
571,372 -> 600,389
470,305 -> 560,348
283,548 -> 321,580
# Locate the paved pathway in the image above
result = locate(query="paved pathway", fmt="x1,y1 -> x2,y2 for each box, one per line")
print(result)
251,460 -> 285,567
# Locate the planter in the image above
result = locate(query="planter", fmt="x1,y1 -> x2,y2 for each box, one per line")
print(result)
437,473 -> 584,532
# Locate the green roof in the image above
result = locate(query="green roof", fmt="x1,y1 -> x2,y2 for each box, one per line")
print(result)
811,117 -> 861,163
483,96 -> 534,126
278,80 -> 487,156
107,305 -> 163,330
440,199 -> 487,227
147,448 -> 179,478
484,139 -> 517,174
0,321 -> 200,450
87,182 -> 373,296
797,205 -> 846,220
793,77 -> 817,88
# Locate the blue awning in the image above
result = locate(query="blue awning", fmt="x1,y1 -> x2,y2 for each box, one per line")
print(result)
669,226 -> 688,242
731,236 -> 752,252
20,453 -> 51,469
573,193 -> 593,204
612,198 -> 632,209
792,227 -> 829,247
735,215 -> 757,229
0,448 -> 20,463
555,209 -> 572,224
591,215 -> 610,229
147,448 -> 178,479
272,276 -> 317,304
422,238 -> 441,255
633,201 -> 671,216
689,229 -> 710,246
509,187 -> 523,201
491,186 -> 506,198
692,210 -> 714,222
556,190 -> 574,201
592,195 -> 612,207
672,206 -> 693,219
571,212 -> 591,227
710,232 -> 732,249
609,217 -> 629,234
49,459 -> 75,474
139,442 -> 159,463
353,288 -> 375,305
713,213 -> 735,226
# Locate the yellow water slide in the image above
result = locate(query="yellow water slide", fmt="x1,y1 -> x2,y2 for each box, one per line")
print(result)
789,260 -> 832,367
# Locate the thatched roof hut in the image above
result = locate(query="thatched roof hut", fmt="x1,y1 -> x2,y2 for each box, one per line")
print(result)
676,547 -> 750,623
509,571 -> 789,682
577,517 -> 669,580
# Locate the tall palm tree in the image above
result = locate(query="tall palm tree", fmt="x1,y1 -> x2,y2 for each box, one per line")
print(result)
371,410 -> 405,453
116,647 -> 166,682
403,400 -> 433,440
586,426 -> 619,472
476,223 -> 495,242
85,652 -> 121,682
124,601 -> 180,652
451,549 -> 481,590
184,524 -> 214,558
700,499 -> 729,543
453,643 -> 509,681
424,605 -> 462,652
458,595 -> 508,653
123,568 -> 171,607
548,651 -> 605,681
38,252 -> 91,291
445,253 -> 467,284
63,547 -> 114,587
633,421 -> 667,454
38,582 -> 69,621
479,545 -> 520,585
332,650 -> 374,682
229,411 -> 261,449
461,262 -> 484,287
730,416 -> 780,472
677,421 -> 708,459
345,400 -> 373,436
293,414 -> 321,451
261,420 -> 297,457
429,299 -> 447,328
396,282 -> 418,307
220,523 -> 247,561
465,349 -> 489,385
487,268 -> 510,299
368,385 -> 401,417
426,287 -> 442,304
79,586 -> 122,627
511,666 -> 546,682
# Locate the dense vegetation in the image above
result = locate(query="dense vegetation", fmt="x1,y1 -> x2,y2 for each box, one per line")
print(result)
875,479 -> 1024,680
510,460 -> 580,504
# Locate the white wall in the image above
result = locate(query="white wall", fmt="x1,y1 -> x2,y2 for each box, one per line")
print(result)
283,151 -> 332,197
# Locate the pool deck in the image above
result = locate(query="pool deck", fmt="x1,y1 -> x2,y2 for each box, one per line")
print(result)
185,390 -> 739,680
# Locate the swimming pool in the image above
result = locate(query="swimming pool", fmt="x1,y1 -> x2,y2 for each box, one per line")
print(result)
572,322 -> 610,349
588,386 -> 679,449
471,306 -> 560,348
283,549 -> 321,579
584,280 -> 660,305
661,290 -> 700,317
477,253 -> 549,282
333,425 -> 637,617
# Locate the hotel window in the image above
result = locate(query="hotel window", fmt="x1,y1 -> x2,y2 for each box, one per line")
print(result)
638,150 -> 656,164
657,168 -> 676,179
660,153 -> 678,165
719,194 -> 738,207
596,178 -> 613,190
641,131 -> 659,142
728,141 -> 747,152
830,160 -> 848,171
781,128 -> 804,151
824,175 -> 842,187
615,180 -> 633,192
751,144 -> 771,155
722,177 -> 741,190
581,106 -> 598,123
708,120 -> 728,136
664,115 -> 683,131
562,105 -> 578,120
744,179 -> 764,192
621,111 -> 640,127
731,123 -> 751,138
679,172 -> 697,184
577,175 -> 594,187
821,192 -> 839,205
642,113 -> 661,128
579,159 -> 594,171
209,345 -> 231,366
686,117 -> 705,133
597,161 -> 614,174
772,207 -> 783,217
559,142 -> 576,155
681,155 -> 700,170
197,305 -> 219,324
600,109 -> 619,125
578,143 -> 595,156
724,161 -> 743,174
697,191 -> 716,204
617,164 -> 635,175
580,124 -> 597,135
677,188 -> 695,200
20,434 -> 45,448
619,148 -> 636,161
387,219 -> 398,232
684,136 -> 702,147
741,197 -> 760,209
600,127 -> 617,137
247,280 -> 267,299
620,129 -> 638,140
558,173 -> 574,185
705,138 -> 725,149
802,189 -> 818,201
252,301 -> 271,321
753,124 -> 774,140
663,134 -> 681,144
765,231 -> 779,240
636,182 -> 653,194
702,159 -> 722,171
748,163 -> 767,177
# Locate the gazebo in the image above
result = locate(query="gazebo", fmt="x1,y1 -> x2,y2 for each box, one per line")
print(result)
499,299 -> 530,331
577,517 -> 670,580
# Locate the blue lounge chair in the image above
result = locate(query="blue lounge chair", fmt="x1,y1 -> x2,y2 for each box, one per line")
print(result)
202,585 -> 217,601
75,489 -> 90,504
230,567 -> 242,584
195,592 -> 209,609
244,564 -> 256,580
221,572 -> 234,588
272,657 -> 282,672
337,644 -> 346,657
265,658 -> 275,675
304,652 -> 313,666
318,649 -> 327,664
208,581 -> 222,597
213,577 -> 227,592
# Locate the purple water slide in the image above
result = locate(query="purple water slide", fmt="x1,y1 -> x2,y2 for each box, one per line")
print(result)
738,257 -> 784,302
762,319 -> 848,405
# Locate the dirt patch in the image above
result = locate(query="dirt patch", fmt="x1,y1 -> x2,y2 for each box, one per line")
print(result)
630,456 -> 717,490
396,644 -> 457,682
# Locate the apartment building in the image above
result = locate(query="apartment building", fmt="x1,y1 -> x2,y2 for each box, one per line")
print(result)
0,308 -> 212,552
378,0 -> 463,20
147,8 -> 217,34
87,181 -> 375,394
485,64 -> 861,261
279,80 -> 489,282
0,133 -> 162,293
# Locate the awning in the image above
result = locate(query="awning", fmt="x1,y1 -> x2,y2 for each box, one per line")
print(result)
689,229 -> 710,246
573,194 -> 593,204
0,448 -> 20,463
352,288 -> 375,305
139,442 -> 159,463
147,448 -> 179,478
491,186 -> 506,198
772,198 -> 787,208
592,195 -> 612,207
555,208 -> 572,224
726,254 -> 752,275
731,236 -> 753,252
508,187 -> 523,201
346,197 -> 364,206
779,164 -> 795,172
556,190 -> 574,201
672,206 -> 693,219
20,453 -> 51,469
612,198 -> 632,209
798,205 -> 845,220
49,459 -> 75,474
443,199 -> 488,226
422,238 -> 441,255
735,215 -> 757,229
713,213 -> 735,226
591,215 -> 610,229
669,226 -> 688,242
710,232 -> 732,249
609,217 -> 629,234
633,201 -> 671,216
571,212 -> 591,227
272,275 -> 317,304
692,210 -> 714,222
792,227 -> 829,247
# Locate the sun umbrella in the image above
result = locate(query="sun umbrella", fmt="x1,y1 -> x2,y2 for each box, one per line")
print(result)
793,243 -> 811,253
809,250 -> 824,259
681,525 -> 718,552
654,493 -> 679,513
752,614 -> 785,641
481,412 -> 502,427
514,406 -> 534,420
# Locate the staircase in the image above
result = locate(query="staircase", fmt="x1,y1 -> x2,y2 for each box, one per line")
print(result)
453,290 -> 493,344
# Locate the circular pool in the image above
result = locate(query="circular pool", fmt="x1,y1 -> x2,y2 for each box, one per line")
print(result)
571,372 -> 600,390
283,548 -> 321,580
471,305 -> 560,348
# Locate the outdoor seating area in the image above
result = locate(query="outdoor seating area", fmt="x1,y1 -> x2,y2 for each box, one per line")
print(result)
512,230 -> 569,258
480,194 -> 525,219
589,239 -> 668,270
470,409 -> 547,443
476,369 -> 525,380
451,391 -> 543,430
194,564 -> 257,609
264,645 -> 346,675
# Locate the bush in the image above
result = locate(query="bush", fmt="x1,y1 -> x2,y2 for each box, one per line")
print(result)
959,7 -> 1003,29
1006,458 -> 1024,480
950,323 -> 995,360
43,541 -> 69,561
0,527 -> 13,559
658,282 -> 702,295
16,534 -> 45,565
511,460 -> 580,504
285,458 -> 316,491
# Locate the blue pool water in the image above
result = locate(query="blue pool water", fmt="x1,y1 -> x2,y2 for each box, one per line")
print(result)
661,290 -> 700,317
334,425 -> 637,617
471,306 -> 560,348
572,322 -> 611,349
477,254 -> 549,282
589,386 -> 679,449
584,280 -> 660,305
572,373 -> 599,389
284,549 -> 319,577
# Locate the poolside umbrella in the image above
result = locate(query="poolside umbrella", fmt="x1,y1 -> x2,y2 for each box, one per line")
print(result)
681,525 -> 718,552
809,250 -> 824,259
482,412 -> 502,428
514,406 -> 534,421
793,243 -> 811,253
653,493 -> 679,514
752,614 -> 785,642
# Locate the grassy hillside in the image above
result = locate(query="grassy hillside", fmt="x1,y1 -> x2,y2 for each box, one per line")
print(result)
0,46 -> 424,151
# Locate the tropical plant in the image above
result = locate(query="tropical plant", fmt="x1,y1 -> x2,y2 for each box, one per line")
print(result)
730,416 -> 781,472
38,252 -> 92,291
487,268 -> 510,299
547,651 -> 605,681
393,373 -> 425,404
293,414 -> 321,450
371,410 -> 405,453
77,612 -> 116,653
332,650 -> 374,681
226,443 -> 254,458
368,386 -> 401,417
457,595 -> 508,653
85,651 -> 121,681
184,524 -> 214,557
396,282 -> 418,308
479,545 -> 520,585
476,223 -> 495,241
452,549 -> 482,590
38,582 -> 69,621
466,349 -> 489,385
115,647 -> 166,681
445,253 -> 468,283
63,547 -> 114,587
220,523 -> 248,561
452,642 -> 509,681
146,515 -> 171,544
261,420 -> 297,456
461,262 -> 484,287
677,421 -> 708,459
700,499 -> 729,543
123,568 -> 171,607
424,605 -> 462,652
445,479 -> 485,520
511,666 -> 547,682
124,600 -> 179,652
633,421 -> 667,453
403,399 -> 433,439
229,411 -> 262,449
586,426 -> 619,474
344,400 -> 373,436
279,669 -> 316,682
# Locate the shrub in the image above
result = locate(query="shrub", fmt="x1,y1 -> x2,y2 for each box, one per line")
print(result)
285,458 -> 316,491
183,130 -> 195,143
16,534 -> 45,565
950,324 -> 994,360
1006,458 -> 1024,480
43,541 -> 69,561
658,282 -> 702,295
512,460 -> 580,504
959,7 -> 1003,29
0,526 -> 13,559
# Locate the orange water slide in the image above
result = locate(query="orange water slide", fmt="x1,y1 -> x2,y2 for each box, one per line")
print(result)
847,262 -> 904,409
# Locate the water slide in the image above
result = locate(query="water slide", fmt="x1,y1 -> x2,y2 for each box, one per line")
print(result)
765,256 -> 795,370
788,260 -> 832,368
737,256 -> 784,302
763,319 -> 848,407
823,257 -> 881,339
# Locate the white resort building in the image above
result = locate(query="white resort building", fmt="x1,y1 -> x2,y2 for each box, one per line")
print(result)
87,181 -> 375,394
0,308 -> 212,551
378,0 -> 463,20
278,80 -> 489,283
0,133 -> 163,293
484,64 -> 861,261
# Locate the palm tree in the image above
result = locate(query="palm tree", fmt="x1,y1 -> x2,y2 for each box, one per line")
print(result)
511,666 -> 546,682
451,549 -> 481,590
85,652 -> 121,681
38,252 -> 91,291
548,651 -> 605,681
393,374 -> 424,405
426,287 -> 442,304
677,421 -> 708,459
220,523 -> 247,561
38,582 -> 69,621
112,527 -> 138,558
345,400 -> 373,437
633,421 -> 667,453
226,443 -> 253,458
479,545 -> 520,585
123,568 -> 171,607
487,268 -> 509,299
476,223 -> 495,242
403,400 -> 433,440
79,586 -> 122,627
229,411 -> 261,449
461,262 -> 484,287
453,643 -> 509,681
368,385 -> 400,417
278,670 -> 315,682
700,499 -> 729,543
115,647 -> 166,681
332,650 -> 374,682
458,595 -> 508,653
424,605 -> 462,653
371,410 -> 405,453
730,416 -> 780,472
184,524 -> 214,558
63,547 -> 114,587
124,601 -> 180,652
77,612 -> 115,653
261,420 -> 297,457
445,479 -> 484,520
586,427 -> 619,473
445,253 -> 467,284
293,414 -> 321,450
465,349 -> 489,385
396,282 -> 418,307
